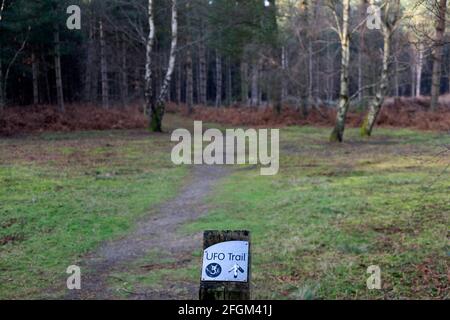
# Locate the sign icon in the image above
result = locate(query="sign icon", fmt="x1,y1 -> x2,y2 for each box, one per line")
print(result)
205,263 -> 222,278
229,264 -> 245,279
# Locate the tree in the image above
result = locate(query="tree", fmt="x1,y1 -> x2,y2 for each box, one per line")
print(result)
53,23 -> 64,112
83,3 -> 95,103
144,0 -> 156,127
357,0 -> 368,103
198,19 -> 207,105
330,0 -> 351,142
0,0 -> 31,110
414,42 -> 424,96
361,0 -> 402,137
0,0 -> 7,110
145,0 -> 178,132
215,51 -> 222,107
0,0 -> 447,133
430,0 -> 447,110
99,18 -> 109,109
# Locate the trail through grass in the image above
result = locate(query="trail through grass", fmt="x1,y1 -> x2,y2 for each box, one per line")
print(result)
0,128 -> 187,299
1,121 -> 448,299
114,127 -> 449,299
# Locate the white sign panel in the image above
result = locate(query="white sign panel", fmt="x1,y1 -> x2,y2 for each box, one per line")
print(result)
201,241 -> 249,282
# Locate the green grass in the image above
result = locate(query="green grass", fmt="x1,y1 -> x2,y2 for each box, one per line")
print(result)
0,126 -> 188,299
1,121 -> 448,300
116,126 -> 449,300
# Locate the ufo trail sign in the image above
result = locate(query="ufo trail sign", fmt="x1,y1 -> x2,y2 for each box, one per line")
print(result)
199,231 -> 251,300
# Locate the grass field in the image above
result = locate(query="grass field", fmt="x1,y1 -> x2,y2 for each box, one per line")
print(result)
1,115 -> 449,299
109,125 -> 450,300
0,126 -> 188,299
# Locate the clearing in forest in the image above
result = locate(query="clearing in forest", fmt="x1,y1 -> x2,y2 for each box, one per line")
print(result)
0,115 -> 448,299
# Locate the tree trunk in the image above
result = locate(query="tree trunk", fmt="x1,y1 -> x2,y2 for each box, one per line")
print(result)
215,51 -> 222,107
120,35 -> 128,107
411,45 -> 416,97
330,0 -> 350,142
361,0 -> 400,137
448,47 -> 450,93
304,0 -> 312,105
133,66 -> 141,101
84,18 -> 94,103
308,39 -> 313,101
240,60 -> 248,105
416,43 -> 423,97
358,0 -> 366,103
448,59 -> 450,94
250,61 -> 259,107
186,45 -> 193,114
258,73 -> 263,106
361,29 -> 391,136
358,47 -> 363,103
145,0 -> 156,123
99,20 -> 109,109
32,51 -> 39,105
394,55 -> 399,97
150,0 -> 178,132
273,50 -> 283,115
393,33 -> 399,97
281,46 -> 287,103
430,0 -> 447,110
198,37 -> 207,105
326,32 -> 334,102
176,61 -> 181,104
0,51 -> 4,110
41,53 -> 51,104
226,57 -> 232,106
54,27 -> 65,112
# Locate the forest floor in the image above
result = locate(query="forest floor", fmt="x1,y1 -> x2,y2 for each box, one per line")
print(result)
2,96 -> 450,137
0,114 -> 449,299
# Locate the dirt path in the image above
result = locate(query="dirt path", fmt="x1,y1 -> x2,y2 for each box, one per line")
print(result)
66,164 -> 230,300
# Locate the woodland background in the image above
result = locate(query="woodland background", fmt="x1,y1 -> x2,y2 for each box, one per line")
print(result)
0,0 -> 450,137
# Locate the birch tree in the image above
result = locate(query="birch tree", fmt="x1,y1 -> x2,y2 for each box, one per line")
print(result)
144,0 -> 156,123
145,0 -> 178,132
357,0 -> 368,103
415,42 -> 424,96
329,0 -> 351,142
361,0 -> 402,137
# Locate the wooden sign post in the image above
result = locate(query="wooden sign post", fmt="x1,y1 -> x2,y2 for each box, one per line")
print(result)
199,230 -> 251,300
